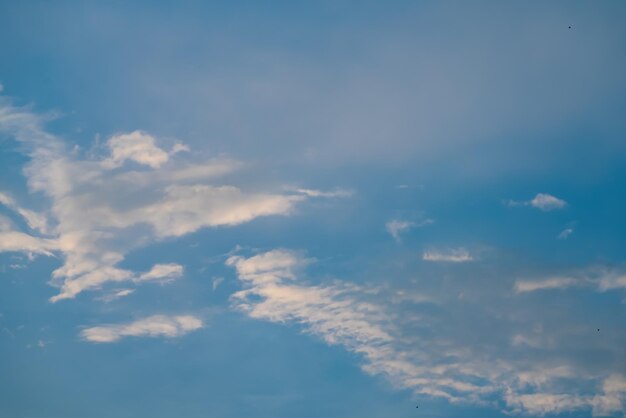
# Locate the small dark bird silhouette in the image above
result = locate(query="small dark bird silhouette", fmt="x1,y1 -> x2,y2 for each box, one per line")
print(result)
416,405 -> 419,408
598,328 -> 600,332
569,26 -> 572,29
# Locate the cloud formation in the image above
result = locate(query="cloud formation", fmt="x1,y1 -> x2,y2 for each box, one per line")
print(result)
227,249 -> 626,416
292,188 -> 353,198
514,277 -> 580,293
96,288 -> 135,303
558,228 -> 574,239
386,219 -> 433,243
0,191 -> 49,233
514,268 -> 626,294
0,98 -> 340,301
102,130 -> 171,169
422,248 -> 473,262
507,193 -> 567,211
81,314 -> 203,343
135,263 -> 184,283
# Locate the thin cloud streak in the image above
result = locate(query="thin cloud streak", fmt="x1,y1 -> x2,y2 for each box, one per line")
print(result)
386,219 -> 434,243
81,314 -> 203,343
423,248 -> 473,263
506,193 -> 567,211
226,249 -> 626,416
0,97 -> 346,301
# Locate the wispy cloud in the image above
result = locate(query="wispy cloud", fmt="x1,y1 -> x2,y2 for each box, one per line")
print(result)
507,193 -> 567,211
386,219 -> 433,243
558,228 -> 574,239
212,277 -> 224,291
0,191 -> 49,234
422,248 -> 473,262
514,268 -> 626,294
102,130 -> 171,169
291,188 -> 354,198
0,97 -> 346,301
0,231 -> 57,257
81,314 -> 203,343
226,249 -> 626,416
96,288 -> 135,303
514,277 -> 581,293
135,263 -> 183,284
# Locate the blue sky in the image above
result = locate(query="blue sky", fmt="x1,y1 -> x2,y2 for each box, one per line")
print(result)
1,1 -> 626,417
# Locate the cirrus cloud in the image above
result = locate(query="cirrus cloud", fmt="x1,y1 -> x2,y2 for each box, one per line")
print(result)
0,96 -> 347,302
81,314 -> 203,343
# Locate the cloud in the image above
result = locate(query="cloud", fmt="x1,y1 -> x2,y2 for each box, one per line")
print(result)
80,314 -> 203,343
558,228 -> 574,239
530,194 -> 567,211
598,273 -> 626,291
212,277 -> 224,291
514,277 -> 581,293
422,248 -> 473,262
0,191 -> 49,234
50,261 -> 181,302
135,263 -> 183,283
227,249 -> 393,355
96,288 -> 135,303
0,214 -> 12,232
170,142 -> 190,154
0,231 -> 57,256
291,188 -> 354,198
505,376 -> 626,417
386,219 -> 433,242
226,249 -> 626,416
507,193 -> 567,211
0,98 -> 340,301
102,130 -> 170,169
513,268 -> 626,294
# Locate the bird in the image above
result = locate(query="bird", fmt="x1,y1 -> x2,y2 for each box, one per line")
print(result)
568,26 -> 572,29
598,328 -> 600,332
416,405 -> 419,409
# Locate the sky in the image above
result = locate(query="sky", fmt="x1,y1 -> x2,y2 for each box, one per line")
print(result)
1,1 -> 626,417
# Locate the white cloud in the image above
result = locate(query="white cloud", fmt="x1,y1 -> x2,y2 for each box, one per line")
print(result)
0,191 -> 49,234
102,130 -> 170,169
386,219 -> 433,242
129,185 -> 304,238
292,188 -> 354,198
598,274 -> 626,291
50,262 -> 181,302
170,142 -> 190,154
212,277 -> 224,291
226,249 -> 626,416
422,248 -> 473,262
591,375 -> 626,417
505,375 -> 626,417
96,288 -> 135,303
0,99 -> 340,301
513,269 -> 626,294
0,214 -> 12,232
136,263 -> 183,283
81,314 -> 203,343
514,277 -> 580,293
507,193 -> 567,211
530,193 -> 567,211
504,391 -> 588,416
0,231 -> 57,256
227,249 -> 393,352
558,228 -> 574,239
